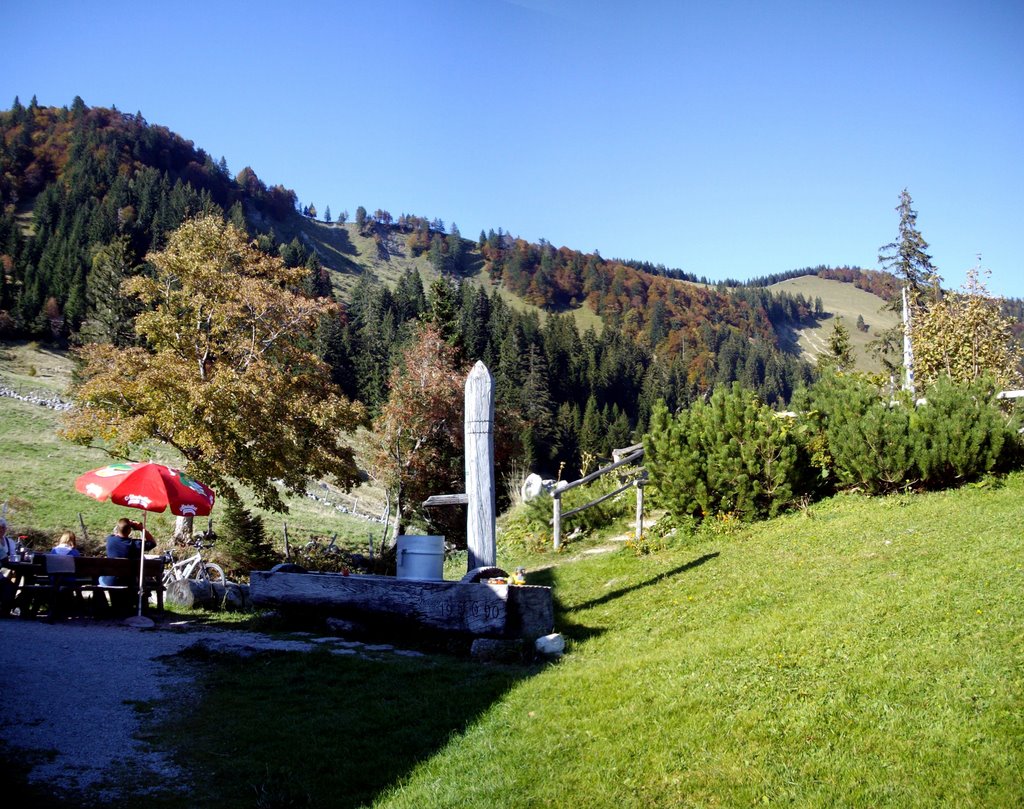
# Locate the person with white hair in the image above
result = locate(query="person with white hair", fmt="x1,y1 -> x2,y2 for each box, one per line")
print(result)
0,517 -> 19,615
0,517 -> 17,561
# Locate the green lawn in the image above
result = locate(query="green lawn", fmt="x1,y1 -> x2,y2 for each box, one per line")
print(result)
128,476 -> 1024,808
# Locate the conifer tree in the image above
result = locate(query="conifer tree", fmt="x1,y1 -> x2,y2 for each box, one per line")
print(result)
878,189 -> 941,305
80,236 -> 140,346
427,275 -> 461,346
819,320 -> 854,373
578,395 -> 606,464
876,189 -> 942,392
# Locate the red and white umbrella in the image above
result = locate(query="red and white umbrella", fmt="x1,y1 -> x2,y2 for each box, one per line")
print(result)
76,462 -> 215,517
75,462 -> 215,623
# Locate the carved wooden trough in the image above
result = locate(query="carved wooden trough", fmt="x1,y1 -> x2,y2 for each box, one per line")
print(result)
250,362 -> 555,642
249,571 -> 554,640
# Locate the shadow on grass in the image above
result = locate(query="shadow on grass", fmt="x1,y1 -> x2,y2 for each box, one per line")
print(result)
155,646 -> 533,809
567,552 -> 720,613
776,313 -> 831,356
525,566 -> 605,644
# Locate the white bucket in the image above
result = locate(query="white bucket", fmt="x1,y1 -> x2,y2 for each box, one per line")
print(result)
396,535 -> 445,581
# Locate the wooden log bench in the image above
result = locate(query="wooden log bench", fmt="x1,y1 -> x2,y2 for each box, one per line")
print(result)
249,570 -> 554,641
16,555 -> 165,618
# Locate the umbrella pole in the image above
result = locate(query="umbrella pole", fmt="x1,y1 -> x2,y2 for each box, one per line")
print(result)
124,513 -> 154,628
136,512 -> 147,618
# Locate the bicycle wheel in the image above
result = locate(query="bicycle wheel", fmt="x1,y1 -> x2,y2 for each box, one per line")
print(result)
202,563 -> 226,585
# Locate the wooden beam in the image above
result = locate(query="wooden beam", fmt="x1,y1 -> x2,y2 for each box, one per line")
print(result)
423,493 -> 469,507
558,448 -> 645,494
559,480 -> 634,520
612,442 -> 643,462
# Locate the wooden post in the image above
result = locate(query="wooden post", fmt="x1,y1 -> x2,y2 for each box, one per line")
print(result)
465,361 -> 496,570
552,493 -> 562,551
635,481 -> 644,541
283,521 -> 290,560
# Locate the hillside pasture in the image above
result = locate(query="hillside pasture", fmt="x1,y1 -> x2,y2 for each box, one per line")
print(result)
290,218 -> 608,336
770,275 -> 899,372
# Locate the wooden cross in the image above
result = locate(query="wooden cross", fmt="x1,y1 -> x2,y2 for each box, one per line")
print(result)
423,361 -> 496,571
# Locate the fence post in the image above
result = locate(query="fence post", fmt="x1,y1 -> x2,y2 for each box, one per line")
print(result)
635,481 -> 644,541
465,361 -> 496,570
553,493 -> 562,551
283,521 -> 290,560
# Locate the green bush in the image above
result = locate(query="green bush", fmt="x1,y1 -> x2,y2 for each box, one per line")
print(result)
498,493 -> 553,553
796,375 -> 916,494
795,374 -> 1018,494
645,383 -> 808,523
911,376 -> 1013,485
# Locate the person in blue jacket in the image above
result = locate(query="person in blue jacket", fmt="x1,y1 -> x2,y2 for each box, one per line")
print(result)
100,517 -> 156,613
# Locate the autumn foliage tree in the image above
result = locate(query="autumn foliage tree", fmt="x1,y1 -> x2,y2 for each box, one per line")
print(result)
912,266 -> 1022,389
61,214 -> 365,513
370,323 -> 465,543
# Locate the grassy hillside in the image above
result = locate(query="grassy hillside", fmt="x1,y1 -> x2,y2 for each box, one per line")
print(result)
771,275 -> 900,372
0,342 -> 387,555
94,474 -> 1024,808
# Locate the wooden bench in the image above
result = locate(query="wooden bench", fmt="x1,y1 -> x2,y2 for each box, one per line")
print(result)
17,555 -> 165,618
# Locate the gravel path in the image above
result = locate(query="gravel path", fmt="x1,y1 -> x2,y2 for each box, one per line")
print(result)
0,616 -> 418,804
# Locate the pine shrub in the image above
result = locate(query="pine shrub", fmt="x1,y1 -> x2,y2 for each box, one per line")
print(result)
645,383 -> 807,523
796,374 -> 1018,494
646,375 -> 1022,528
799,375 -> 917,494
216,498 -> 277,577
910,376 -> 1013,486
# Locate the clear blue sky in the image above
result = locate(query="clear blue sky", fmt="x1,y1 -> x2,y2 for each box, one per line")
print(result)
4,0 -> 1023,298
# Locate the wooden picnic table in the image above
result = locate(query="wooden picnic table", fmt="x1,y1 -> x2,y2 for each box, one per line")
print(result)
4,554 -> 165,618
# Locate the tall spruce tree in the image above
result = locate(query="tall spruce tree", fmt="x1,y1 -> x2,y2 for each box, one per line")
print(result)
876,189 -> 942,392
80,236 -> 140,346
878,189 -> 941,305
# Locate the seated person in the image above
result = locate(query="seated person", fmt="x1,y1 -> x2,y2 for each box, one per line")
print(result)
48,530 -> 82,611
0,517 -> 17,563
100,518 -> 156,612
51,529 -> 81,557
0,518 -> 16,616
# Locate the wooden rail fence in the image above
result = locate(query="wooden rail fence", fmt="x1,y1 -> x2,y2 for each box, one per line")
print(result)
551,444 -> 646,551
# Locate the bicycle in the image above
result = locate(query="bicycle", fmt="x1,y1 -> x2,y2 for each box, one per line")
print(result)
162,532 -> 226,589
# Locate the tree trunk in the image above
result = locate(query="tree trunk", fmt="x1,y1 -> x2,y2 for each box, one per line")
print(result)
389,490 -> 403,548
172,515 -> 194,546
166,578 -> 224,609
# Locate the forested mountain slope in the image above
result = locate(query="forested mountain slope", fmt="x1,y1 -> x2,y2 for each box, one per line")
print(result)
0,98 -> 914,472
